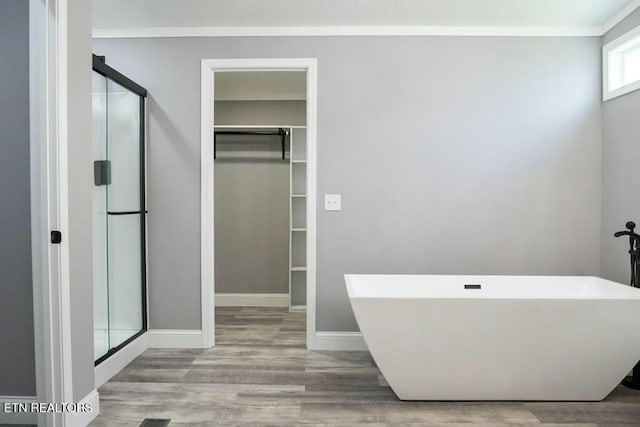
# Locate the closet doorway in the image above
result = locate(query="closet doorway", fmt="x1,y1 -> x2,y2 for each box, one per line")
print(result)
200,59 -> 318,349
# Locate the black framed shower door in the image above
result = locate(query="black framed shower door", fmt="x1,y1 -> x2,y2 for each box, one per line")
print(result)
92,54 -> 148,365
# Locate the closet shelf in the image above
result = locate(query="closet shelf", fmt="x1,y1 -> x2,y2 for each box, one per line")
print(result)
292,194 -> 307,198
291,228 -> 306,232
214,124 -> 306,129
291,159 -> 307,163
214,128 -> 288,160
291,266 -> 307,271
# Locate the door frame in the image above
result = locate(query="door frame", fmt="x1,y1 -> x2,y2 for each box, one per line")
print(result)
200,58 -> 318,349
29,0 -> 74,425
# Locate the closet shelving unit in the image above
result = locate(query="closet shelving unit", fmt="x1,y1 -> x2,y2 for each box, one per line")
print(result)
214,124 -> 308,312
289,126 -> 307,312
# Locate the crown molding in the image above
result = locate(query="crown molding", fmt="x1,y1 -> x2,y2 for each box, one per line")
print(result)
91,2 -> 640,39
601,0 -> 640,34
92,25 -> 604,39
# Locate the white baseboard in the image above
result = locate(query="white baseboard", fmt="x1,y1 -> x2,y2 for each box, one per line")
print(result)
215,293 -> 289,307
313,331 -> 368,351
148,329 -> 204,348
0,395 -> 37,424
66,389 -> 99,427
95,332 -> 148,388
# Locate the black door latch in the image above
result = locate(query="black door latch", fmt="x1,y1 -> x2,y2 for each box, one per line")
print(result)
51,231 -> 62,244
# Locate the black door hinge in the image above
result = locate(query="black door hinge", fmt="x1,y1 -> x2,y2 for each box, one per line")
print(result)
51,231 -> 62,244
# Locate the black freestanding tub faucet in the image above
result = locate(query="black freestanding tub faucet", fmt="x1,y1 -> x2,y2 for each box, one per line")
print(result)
614,221 -> 640,390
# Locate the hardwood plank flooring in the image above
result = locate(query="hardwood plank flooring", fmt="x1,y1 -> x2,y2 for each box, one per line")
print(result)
91,307 -> 640,426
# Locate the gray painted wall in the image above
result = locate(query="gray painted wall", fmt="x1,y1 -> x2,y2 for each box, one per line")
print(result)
68,0 -> 95,400
0,0 -> 36,396
601,8 -> 640,284
94,36 -> 603,332
215,101 -> 304,295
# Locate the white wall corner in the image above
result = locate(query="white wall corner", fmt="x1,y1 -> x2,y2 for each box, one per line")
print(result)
215,293 -> 289,307
95,332 -> 148,388
0,396 -> 38,425
66,389 -> 100,427
313,331 -> 368,351
148,329 -> 205,348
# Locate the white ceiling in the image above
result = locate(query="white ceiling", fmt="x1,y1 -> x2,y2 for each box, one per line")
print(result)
93,0 -> 637,34
215,71 -> 306,101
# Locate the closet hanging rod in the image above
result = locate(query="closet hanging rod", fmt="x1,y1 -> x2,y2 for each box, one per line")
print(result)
214,128 -> 288,160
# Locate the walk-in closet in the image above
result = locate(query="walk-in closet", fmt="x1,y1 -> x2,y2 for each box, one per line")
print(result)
213,71 -> 308,329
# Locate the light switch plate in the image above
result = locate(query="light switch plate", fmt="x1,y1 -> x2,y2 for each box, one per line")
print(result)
324,194 -> 341,211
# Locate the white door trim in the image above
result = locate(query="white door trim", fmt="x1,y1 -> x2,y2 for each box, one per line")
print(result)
200,58 -> 318,349
30,0 -> 75,425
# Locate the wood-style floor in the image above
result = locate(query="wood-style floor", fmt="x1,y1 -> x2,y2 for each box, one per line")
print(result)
91,307 -> 640,426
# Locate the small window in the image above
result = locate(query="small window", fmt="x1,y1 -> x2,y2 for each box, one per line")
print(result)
604,26 -> 640,101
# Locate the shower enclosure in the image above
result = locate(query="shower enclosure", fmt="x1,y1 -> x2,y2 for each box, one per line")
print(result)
92,55 -> 148,364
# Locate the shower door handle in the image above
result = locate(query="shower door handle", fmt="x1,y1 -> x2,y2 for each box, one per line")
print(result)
107,210 -> 148,215
94,160 -> 111,186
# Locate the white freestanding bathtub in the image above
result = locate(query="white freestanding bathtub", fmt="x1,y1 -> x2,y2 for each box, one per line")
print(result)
345,274 -> 640,401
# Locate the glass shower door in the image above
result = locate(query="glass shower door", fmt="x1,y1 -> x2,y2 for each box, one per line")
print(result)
106,78 -> 144,350
93,56 -> 147,364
